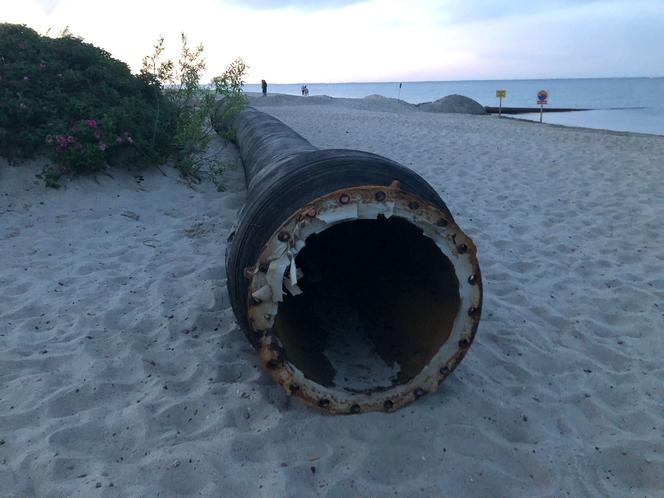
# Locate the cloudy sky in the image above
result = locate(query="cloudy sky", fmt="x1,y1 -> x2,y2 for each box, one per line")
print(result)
3,0 -> 663,83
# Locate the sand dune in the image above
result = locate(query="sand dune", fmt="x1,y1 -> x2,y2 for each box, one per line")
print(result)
1,97 -> 663,496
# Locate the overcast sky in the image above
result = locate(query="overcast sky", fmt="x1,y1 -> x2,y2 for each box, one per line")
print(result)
3,0 -> 663,83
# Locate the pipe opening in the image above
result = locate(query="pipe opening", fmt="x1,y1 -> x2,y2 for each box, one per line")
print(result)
272,216 -> 460,393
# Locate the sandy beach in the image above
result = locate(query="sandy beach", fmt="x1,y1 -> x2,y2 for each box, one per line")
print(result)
2,95 -> 664,497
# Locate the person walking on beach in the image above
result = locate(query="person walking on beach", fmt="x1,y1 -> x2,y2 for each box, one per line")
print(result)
301,84 -> 306,96
303,85 -> 309,96
261,79 -> 267,96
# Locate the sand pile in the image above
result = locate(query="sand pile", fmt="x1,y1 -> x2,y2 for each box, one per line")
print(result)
246,92 -> 416,113
418,94 -> 487,114
2,95 -> 663,496
246,92 -> 335,107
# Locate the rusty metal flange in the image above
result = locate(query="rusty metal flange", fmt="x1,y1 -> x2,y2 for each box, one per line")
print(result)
245,184 -> 482,414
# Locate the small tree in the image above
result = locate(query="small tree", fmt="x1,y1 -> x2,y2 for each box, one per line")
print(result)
141,35 -> 248,181
141,33 -> 217,177
212,57 -> 248,142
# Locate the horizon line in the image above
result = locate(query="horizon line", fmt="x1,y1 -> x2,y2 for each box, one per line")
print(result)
246,75 -> 664,85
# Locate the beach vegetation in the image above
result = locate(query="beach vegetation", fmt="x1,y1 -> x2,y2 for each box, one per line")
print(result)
141,34 -> 214,178
0,23 -> 173,185
0,23 -> 247,188
212,57 -> 248,142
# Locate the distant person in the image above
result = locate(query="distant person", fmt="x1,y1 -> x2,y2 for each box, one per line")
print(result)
303,85 -> 309,96
261,79 -> 267,96
301,84 -> 306,96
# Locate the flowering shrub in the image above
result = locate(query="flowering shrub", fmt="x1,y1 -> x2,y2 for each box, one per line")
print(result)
1,23 -> 247,187
0,23 -> 175,182
43,118 -> 135,175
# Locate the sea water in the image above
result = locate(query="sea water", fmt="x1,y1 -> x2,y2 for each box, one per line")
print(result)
245,78 -> 664,136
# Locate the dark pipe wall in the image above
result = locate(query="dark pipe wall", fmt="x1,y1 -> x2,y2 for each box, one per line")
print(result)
214,102 -> 454,347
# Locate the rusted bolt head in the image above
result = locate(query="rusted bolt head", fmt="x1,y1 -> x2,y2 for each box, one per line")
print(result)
408,201 -> 419,210
350,404 -> 361,414
414,388 -> 425,398
457,243 -> 468,254
439,366 -> 450,376
458,338 -> 470,349
468,274 -> 477,285
436,217 -> 448,227
304,207 -> 317,218
243,266 -> 256,280
268,340 -> 284,352
374,191 -> 386,202
468,306 -> 480,318
278,231 -> 290,242
383,400 -> 394,411
258,262 -> 269,272
318,399 -> 330,408
339,193 -> 350,204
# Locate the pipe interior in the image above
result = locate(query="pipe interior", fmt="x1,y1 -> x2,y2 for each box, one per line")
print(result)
272,216 -> 460,393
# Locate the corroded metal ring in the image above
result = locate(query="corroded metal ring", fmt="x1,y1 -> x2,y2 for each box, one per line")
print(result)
247,186 -> 481,414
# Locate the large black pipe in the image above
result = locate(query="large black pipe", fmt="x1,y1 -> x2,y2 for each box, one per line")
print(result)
215,102 -> 482,414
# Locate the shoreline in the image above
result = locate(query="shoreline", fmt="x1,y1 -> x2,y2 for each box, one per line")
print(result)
501,114 -> 664,138
484,106 -> 592,114
247,92 -> 664,139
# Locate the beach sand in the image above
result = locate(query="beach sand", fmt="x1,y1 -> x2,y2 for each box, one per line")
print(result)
1,95 -> 664,497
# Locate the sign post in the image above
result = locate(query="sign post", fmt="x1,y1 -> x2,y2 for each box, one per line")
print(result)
496,90 -> 506,117
537,90 -> 548,123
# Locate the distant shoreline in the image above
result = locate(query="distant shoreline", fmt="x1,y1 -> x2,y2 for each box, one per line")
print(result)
484,106 -> 591,114
242,77 -> 664,135
245,92 -> 664,139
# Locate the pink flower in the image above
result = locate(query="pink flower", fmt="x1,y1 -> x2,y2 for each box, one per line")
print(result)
115,136 -> 124,144
67,136 -> 75,143
86,119 -> 97,129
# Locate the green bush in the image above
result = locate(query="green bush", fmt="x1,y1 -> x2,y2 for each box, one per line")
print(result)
212,57 -> 249,142
0,23 -> 248,187
0,23 -> 175,182
141,34 -> 216,177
